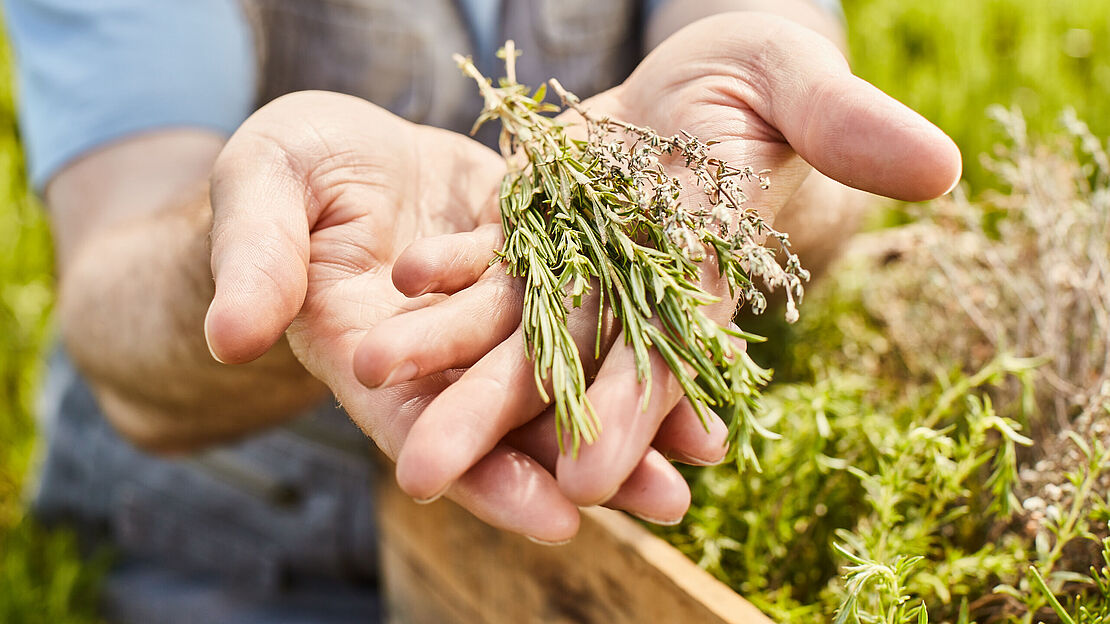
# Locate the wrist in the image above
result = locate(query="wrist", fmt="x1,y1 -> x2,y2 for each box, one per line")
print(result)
58,195 -> 327,453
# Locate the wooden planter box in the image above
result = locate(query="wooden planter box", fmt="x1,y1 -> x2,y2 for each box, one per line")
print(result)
375,466 -> 771,624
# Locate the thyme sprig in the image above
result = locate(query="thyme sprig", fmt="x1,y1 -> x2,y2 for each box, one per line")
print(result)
455,43 -> 808,461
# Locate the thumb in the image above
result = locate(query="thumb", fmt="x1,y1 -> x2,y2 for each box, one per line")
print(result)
205,131 -> 311,364
771,69 -> 963,202
638,14 -> 962,202
745,17 -> 961,201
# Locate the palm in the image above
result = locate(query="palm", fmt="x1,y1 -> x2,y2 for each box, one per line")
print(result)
366,13 -> 962,509
256,95 -> 505,455
370,22 -> 836,505
211,13 -> 961,541
210,92 -> 675,540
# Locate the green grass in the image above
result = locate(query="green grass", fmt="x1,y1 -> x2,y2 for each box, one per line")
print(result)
843,0 -> 1110,193
0,20 -> 49,536
0,19 -> 107,623
665,107 -> 1110,620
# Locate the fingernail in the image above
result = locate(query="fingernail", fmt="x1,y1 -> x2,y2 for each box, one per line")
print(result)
382,361 -> 419,387
665,450 -> 725,467
203,306 -> 227,365
412,483 -> 450,505
587,483 -> 622,507
628,511 -> 684,526
944,175 -> 961,196
526,535 -> 573,547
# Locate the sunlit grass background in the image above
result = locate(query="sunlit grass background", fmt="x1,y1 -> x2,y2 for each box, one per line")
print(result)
0,13 -> 106,621
844,0 -> 1110,192
0,0 -> 1107,619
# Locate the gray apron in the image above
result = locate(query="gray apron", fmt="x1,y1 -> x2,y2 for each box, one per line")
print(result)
32,1 -> 644,622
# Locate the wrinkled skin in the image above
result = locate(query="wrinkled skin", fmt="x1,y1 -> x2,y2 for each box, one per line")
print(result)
206,13 -> 960,542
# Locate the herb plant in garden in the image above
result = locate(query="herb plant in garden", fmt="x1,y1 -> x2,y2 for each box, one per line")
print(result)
660,111 -> 1110,623
455,43 -> 806,459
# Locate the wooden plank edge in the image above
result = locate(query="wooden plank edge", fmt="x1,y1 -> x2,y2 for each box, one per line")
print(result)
583,506 -> 773,624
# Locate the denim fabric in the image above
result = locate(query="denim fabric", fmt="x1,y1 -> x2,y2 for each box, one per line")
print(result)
33,350 -> 382,623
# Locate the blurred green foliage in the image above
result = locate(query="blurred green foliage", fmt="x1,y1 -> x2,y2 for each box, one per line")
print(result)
668,108 -> 1110,620
843,0 -> 1110,193
0,15 -> 107,624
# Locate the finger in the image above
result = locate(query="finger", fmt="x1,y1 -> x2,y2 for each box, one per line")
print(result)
780,69 -> 963,200
507,411 -> 691,525
746,17 -> 963,200
445,443 -> 581,544
355,378 -> 580,543
353,268 -> 523,388
555,332 -> 686,505
393,328 -> 550,500
393,282 -> 618,502
634,14 -> 962,201
394,268 -> 725,502
605,450 -> 690,525
206,132 -> 310,364
652,326 -> 743,466
392,223 -> 506,297
393,267 -> 619,501
652,398 -> 729,466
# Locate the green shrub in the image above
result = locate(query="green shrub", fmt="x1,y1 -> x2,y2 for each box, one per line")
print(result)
664,112 -> 1110,622
0,14 -> 106,623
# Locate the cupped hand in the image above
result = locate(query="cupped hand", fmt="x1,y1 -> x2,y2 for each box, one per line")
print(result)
356,12 -> 962,508
202,91 -> 716,542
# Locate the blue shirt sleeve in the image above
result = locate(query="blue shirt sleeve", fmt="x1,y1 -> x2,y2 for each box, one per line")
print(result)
645,0 -> 844,22
2,0 -> 256,191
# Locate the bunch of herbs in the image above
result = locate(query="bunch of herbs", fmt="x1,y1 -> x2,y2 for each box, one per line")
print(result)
455,44 -> 806,458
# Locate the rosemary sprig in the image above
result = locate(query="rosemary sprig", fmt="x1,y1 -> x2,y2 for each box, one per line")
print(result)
455,43 -> 808,463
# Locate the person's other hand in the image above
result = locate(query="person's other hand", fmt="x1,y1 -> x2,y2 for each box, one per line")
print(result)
203,91 -> 722,542
357,12 -> 962,508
